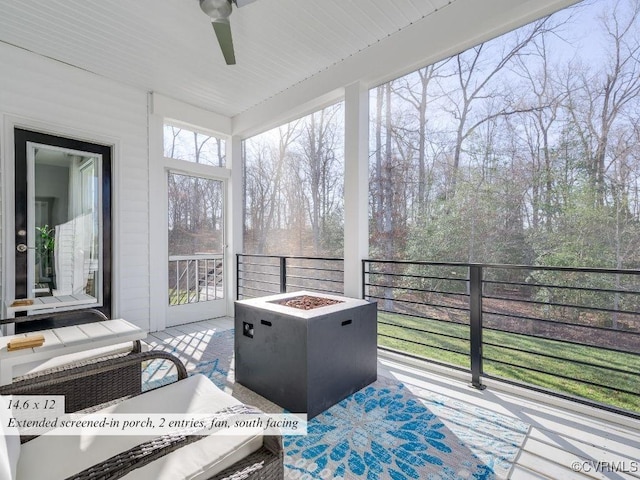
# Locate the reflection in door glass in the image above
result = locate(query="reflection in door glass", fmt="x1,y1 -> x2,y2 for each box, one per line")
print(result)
31,144 -> 101,301
168,173 -> 224,305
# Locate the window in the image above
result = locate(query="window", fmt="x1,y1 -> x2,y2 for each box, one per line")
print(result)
163,124 -> 226,167
243,103 -> 345,257
369,0 -> 640,269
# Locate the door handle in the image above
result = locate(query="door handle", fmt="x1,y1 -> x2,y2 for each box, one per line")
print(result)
16,243 -> 29,253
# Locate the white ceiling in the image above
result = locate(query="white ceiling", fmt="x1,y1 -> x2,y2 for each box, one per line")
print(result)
0,0 -> 576,132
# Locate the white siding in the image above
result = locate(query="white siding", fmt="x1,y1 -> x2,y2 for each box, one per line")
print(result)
0,42 -> 151,330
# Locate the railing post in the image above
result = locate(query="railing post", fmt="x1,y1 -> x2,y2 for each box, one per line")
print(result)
187,260 -> 191,303
236,254 -> 240,300
469,265 -> 486,390
280,256 -> 287,293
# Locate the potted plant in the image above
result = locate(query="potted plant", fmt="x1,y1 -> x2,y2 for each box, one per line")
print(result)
36,224 -> 55,286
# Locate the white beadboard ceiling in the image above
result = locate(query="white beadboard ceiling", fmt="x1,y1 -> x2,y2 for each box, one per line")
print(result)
0,0 -> 574,126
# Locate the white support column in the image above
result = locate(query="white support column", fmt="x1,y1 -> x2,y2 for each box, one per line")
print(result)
147,106 -> 167,332
227,135 -> 244,314
343,82 -> 369,298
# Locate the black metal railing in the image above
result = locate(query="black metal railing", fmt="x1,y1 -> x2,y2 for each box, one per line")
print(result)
364,259 -> 640,418
236,254 -> 344,300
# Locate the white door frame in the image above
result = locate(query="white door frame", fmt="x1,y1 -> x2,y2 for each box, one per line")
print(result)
148,122 -> 232,331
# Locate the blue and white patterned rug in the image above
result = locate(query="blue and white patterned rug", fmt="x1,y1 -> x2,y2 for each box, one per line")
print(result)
144,329 -> 529,479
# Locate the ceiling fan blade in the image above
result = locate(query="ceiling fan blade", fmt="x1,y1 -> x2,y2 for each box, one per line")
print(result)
234,0 -> 258,7
212,18 -> 236,65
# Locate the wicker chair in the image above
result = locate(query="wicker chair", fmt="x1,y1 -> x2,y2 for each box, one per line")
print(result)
1,350 -> 284,480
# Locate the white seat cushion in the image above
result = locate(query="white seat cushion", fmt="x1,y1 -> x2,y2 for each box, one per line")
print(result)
17,374 -> 263,480
0,396 -> 20,480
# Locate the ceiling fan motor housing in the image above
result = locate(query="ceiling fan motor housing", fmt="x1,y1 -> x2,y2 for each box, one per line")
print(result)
199,0 -> 232,19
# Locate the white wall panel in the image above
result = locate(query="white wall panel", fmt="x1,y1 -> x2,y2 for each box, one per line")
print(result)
0,42 -> 151,330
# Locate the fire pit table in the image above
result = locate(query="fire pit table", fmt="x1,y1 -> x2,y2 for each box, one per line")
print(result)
234,291 -> 377,418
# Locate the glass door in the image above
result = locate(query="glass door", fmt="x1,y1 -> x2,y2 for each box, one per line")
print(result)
13,128 -> 111,316
166,171 -> 226,326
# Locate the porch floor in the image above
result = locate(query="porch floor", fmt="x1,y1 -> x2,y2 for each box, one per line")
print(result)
145,318 -> 640,480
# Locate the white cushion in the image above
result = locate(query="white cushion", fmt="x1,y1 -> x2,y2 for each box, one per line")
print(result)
0,396 -> 21,480
17,374 -> 263,480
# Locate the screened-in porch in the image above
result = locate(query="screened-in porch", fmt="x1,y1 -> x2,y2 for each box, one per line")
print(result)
1,0 -> 639,478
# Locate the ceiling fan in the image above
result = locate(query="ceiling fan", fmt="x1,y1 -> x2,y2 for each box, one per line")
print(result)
199,0 -> 258,65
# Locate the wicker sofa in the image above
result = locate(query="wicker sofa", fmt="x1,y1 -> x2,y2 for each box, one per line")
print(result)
0,350 -> 284,480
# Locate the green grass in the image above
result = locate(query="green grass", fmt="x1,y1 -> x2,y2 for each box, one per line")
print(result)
378,311 -> 640,413
168,289 -> 194,305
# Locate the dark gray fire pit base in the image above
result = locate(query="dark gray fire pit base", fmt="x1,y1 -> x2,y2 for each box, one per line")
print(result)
234,291 -> 377,419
